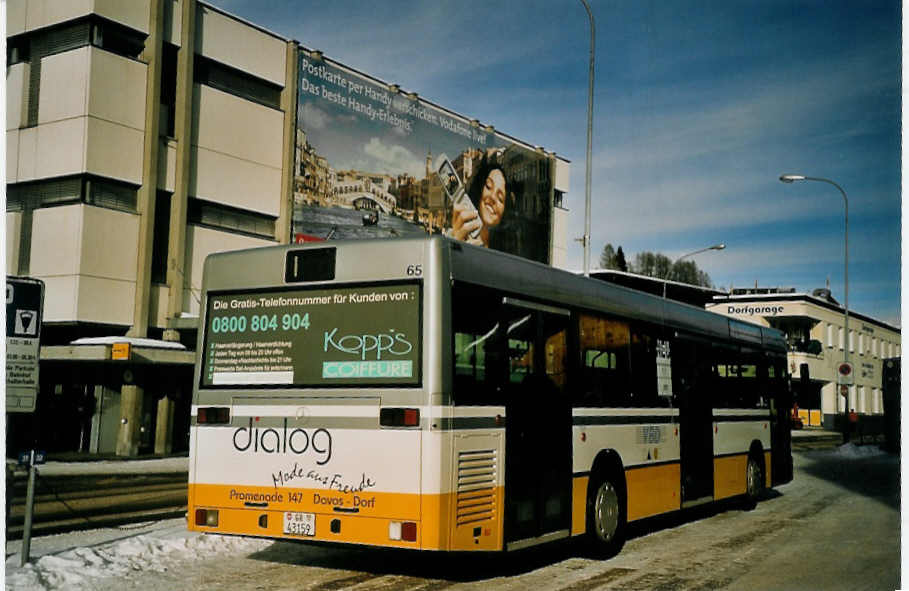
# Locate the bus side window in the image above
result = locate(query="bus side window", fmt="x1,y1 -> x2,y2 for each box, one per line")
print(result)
452,284 -> 508,406
577,314 -> 630,407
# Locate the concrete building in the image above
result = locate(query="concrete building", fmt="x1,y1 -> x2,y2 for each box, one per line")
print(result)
6,0 -> 296,456
6,0 -> 571,456
707,288 -> 900,429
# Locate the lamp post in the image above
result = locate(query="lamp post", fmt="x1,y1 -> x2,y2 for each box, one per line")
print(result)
662,243 -> 726,299
779,174 -> 849,436
579,0 -> 595,276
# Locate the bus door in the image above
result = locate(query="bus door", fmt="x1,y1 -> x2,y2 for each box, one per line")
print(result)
676,338 -> 714,504
500,298 -> 572,546
769,356 -> 793,484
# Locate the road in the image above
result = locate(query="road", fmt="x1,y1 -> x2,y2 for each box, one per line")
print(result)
81,442 -> 898,591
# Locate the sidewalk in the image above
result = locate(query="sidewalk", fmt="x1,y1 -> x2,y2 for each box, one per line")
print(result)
790,427 -> 843,441
8,455 -> 188,478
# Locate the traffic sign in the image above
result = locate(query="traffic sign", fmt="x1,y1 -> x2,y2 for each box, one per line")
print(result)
6,277 -> 44,413
837,361 -> 854,385
17,450 -> 46,466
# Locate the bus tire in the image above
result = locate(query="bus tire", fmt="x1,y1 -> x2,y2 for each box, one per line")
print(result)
744,453 -> 764,510
586,470 -> 626,558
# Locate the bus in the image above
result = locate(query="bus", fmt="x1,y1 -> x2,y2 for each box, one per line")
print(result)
188,236 -> 792,556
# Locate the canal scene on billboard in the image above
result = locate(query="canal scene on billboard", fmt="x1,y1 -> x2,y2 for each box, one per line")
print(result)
294,52 -> 553,263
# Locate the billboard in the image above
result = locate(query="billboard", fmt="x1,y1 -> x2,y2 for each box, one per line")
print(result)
293,50 -> 555,264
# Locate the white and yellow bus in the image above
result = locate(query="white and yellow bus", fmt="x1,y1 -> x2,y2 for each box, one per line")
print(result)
188,236 -> 792,556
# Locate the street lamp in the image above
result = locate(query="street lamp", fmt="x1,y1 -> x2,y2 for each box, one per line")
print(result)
662,243 -> 726,299
779,174 -> 849,436
579,0 -> 595,276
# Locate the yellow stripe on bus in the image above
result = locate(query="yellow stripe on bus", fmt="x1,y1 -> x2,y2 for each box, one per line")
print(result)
625,463 -> 681,521
188,484 -> 504,551
571,463 -> 681,535
713,454 -> 748,500
571,476 -> 589,535
713,451 -> 773,499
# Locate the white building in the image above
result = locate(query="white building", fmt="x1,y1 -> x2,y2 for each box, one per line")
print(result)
708,288 -> 900,429
6,0 -> 296,456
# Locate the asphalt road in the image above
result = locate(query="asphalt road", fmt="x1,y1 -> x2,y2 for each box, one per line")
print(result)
89,442 -> 899,591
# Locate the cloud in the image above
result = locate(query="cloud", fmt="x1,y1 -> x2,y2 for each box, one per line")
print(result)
334,137 -> 424,178
299,103 -> 331,130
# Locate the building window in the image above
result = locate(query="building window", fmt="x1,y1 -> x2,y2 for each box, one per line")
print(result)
838,327 -> 844,351
89,18 -> 145,59
86,178 -> 138,212
151,192 -> 172,284
7,177 -> 82,211
187,198 -> 275,239
194,55 -> 282,110
577,314 -> 631,407
7,176 -> 138,214
858,334 -> 864,355
827,324 -> 834,348
159,43 -> 178,138
7,35 -> 30,65
553,190 -> 565,209
848,330 -> 854,353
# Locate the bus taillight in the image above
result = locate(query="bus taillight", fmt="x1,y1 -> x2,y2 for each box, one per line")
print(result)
389,521 -> 417,542
380,408 -> 420,427
197,407 -> 230,424
195,509 -> 219,527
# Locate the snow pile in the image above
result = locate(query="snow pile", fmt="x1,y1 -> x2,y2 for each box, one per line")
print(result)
6,529 -> 271,590
831,442 -> 887,459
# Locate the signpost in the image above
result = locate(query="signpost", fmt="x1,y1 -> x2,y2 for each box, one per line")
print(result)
6,277 -> 45,565
6,277 -> 44,413
18,449 -> 45,566
837,361 -> 854,385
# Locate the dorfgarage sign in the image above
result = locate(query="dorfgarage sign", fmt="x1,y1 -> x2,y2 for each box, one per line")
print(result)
726,305 -> 785,316
6,277 -> 44,413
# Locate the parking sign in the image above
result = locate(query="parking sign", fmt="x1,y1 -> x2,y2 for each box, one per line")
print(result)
6,277 -> 44,413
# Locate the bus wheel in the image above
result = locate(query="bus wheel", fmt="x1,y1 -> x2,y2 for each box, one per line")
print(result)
587,472 -> 626,558
744,454 -> 764,509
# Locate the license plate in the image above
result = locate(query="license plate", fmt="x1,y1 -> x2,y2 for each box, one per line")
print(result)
283,512 -> 316,536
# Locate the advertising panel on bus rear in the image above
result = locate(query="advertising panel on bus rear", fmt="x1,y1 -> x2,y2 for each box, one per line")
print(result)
294,50 -> 554,264
201,282 -> 422,388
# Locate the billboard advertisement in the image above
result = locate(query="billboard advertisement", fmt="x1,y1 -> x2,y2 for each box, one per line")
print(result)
293,51 -> 554,264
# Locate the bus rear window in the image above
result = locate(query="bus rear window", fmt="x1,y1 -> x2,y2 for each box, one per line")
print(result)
201,283 -> 421,388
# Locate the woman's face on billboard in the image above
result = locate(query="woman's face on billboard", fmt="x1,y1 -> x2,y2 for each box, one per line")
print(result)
479,168 -> 506,228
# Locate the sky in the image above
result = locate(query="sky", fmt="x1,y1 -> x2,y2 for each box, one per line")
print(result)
206,0 -> 901,327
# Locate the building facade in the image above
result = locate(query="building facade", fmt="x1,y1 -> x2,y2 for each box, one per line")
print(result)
5,0 -> 570,456
707,289 -> 900,429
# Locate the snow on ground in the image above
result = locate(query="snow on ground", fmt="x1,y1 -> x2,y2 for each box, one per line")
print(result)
827,442 -> 888,458
5,518 -> 270,591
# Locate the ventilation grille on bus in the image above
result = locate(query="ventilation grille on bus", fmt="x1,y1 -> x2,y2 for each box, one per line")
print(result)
456,449 -> 497,526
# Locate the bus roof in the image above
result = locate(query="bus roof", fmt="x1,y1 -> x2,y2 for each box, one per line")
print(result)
202,236 -> 787,353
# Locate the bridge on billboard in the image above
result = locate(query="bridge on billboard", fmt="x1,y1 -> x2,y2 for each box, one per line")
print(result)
340,192 -> 396,213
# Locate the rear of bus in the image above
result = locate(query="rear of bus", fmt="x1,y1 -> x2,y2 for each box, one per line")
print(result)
188,237 -> 444,549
